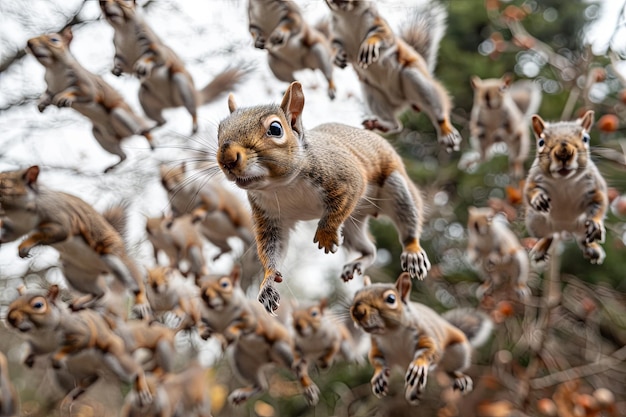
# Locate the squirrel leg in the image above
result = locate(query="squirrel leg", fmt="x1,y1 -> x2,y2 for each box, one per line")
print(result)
18,223 -> 69,258
401,68 -> 461,152
171,71 -> 199,134
92,126 -> 126,173
340,212 -> 376,282
267,54 -> 297,83
529,235 -> 554,264
308,42 -> 336,100
360,82 -> 402,133
138,83 -> 167,127
579,239 -> 606,265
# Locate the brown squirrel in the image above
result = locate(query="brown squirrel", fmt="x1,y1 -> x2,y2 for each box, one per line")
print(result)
99,0 -> 247,134
350,273 -> 492,405
324,0 -> 461,152
26,27 -> 155,173
199,267 -> 320,406
0,352 -> 19,417
248,0 -> 336,99
217,81 -> 431,313
466,206 -> 530,300
524,110 -> 608,264
121,365 -> 212,417
145,266 -> 210,337
468,75 -> 542,178
145,213 -> 208,280
291,298 -> 358,378
0,165 -> 150,318
6,286 -> 153,408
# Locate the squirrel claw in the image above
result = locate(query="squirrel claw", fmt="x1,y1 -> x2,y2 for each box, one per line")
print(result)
585,219 -> 604,243
439,129 -> 462,153
258,282 -> 280,314
304,384 -> 320,406
341,261 -> 361,282
371,368 -> 390,398
530,192 -> 551,213
401,249 -> 431,280
453,375 -> 473,394
405,362 -> 428,393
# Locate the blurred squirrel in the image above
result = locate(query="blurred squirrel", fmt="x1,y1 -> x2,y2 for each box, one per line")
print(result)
26,27 -> 154,173
121,365 -> 212,417
350,273 -> 492,405
248,0 -> 336,99
0,166 -> 150,318
291,298 -> 358,379
100,0 -> 247,134
0,352 -> 19,417
524,110 -> 608,264
466,206 -> 530,300
216,81 -> 430,313
199,267 -> 320,406
145,213 -> 208,280
468,75 -> 542,178
145,266 -> 209,337
324,0 -> 461,152
6,286 -> 153,408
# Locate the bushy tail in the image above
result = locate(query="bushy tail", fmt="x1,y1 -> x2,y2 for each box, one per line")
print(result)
103,202 -> 129,239
399,0 -> 448,73
509,80 -> 543,118
443,308 -> 493,348
198,65 -> 251,105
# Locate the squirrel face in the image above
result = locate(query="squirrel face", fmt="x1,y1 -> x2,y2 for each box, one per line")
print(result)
146,266 -> 173,295
99,0 -> 136,26
470,75 -> 512,110
467,206 -> 494,236
26,30 -> 73,67
0,166 -> 39,210
351,274 -> 412,334
7,291 -> 61,333
200,270 -> 240,311
292,300 -> 327,338
531,111 -> 593,179
217,95 -> 303,191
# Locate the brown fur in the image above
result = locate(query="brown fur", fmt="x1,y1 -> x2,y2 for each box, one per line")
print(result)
217,82 -> 430,314
523,111 -> 608,264
26,27 -> 154,173
350,273 -> 492,405
0,352 -> 19,417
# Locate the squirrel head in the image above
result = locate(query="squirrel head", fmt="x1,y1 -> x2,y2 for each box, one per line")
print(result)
6,285 -> 61,333
325,0 -> 369,13
199,266 -> 242,311
531,110 -> 594,179
217,81 -> 305,191
470,74 -> 512,110
350,273 -> 412,334
292,298 -> 328,338
26,28 -> 73,67
99,0 -> 138,26
0,165 -> 39,209
467,206 -> 495,235
146,266 -> 174,294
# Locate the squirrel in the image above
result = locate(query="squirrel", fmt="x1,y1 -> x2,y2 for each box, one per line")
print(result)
468,75 -> 542,178
145,266 -> 210,337
26,27 -> 155,173
350,273 -> 493,405
291,298 -> 358,379
0,352 -> 19,417
523,110 -> 608,264
198,267 -> 320,406
6,285 -> 153,408
324,0 -> 461,152
99,0 -> 247,134
121,364 -> 212,417
248,0 -> 336,99
0,165 -> 150,318
466,206 -> 531,300
145,213 -> 208,280
216,81 -> 431,313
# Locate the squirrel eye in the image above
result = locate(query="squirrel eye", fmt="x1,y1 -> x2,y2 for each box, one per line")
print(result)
30,298 -> 45,310
537,138 -> 545,148
267,121 -> 283,137
50,36 -> 60,44
582,132 -> 590,144
385,293 -> 396,305
310,309 -> 319,317
219,278 -> 230,288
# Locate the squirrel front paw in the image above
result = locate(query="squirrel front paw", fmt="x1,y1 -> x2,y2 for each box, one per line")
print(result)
134,58 -> 154,80
304,384 -> 320,406
530,191 -> 551,212
253,35 -> 266,49
582,242 -> 606,265
258,278 -> 281,314
371,368 -> 390,398
17,243 -> 32,259
314,226 -> 340,254
405,360 -> 428,400
53,93 -> 75,108
585,219 -> 605,243
358,39 -> 382,68
341,261 -> 362,282
401,247 -> 431,280
453,374 -> 474,394
132,301 -> 152,321
333,45 -> 348,69
438,128 -> 462,153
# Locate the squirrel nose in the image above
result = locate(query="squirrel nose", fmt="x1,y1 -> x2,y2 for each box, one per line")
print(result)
556,142 -> 573,161
219,144 -> 242,172
351,303 -> 366,321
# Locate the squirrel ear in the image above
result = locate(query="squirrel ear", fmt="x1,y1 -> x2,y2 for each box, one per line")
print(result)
47,285 -> 60,302
319,298 -> 328,312
470,75 -> 481,89
60,26 -> 73,45
395,272 -> 412,301
531,115 -> 545,140
579,110 -> 595,131
501,73 -> 513,87
227,94 -> 237,114
280,82 -> 305,134
229,264 -> 241,285
363,275 -> 372,286
23,165 -> 40,186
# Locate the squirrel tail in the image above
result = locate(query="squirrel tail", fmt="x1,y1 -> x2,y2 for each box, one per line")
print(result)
399,0 -> 448,73
508,79 -> 543,118
198,65 -> 251,105
103,202 -> 129,239
443,308 -> 493,348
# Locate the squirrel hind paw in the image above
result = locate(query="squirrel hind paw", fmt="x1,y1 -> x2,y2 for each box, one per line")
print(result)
452,375 -> 474,394
341,262 -> 362,282
304,384 -> 320,406
258,284 -> 280,314
439,128 -> 462,153
401,250 -> 431,280
583,243 -> 606,265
